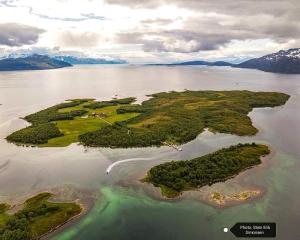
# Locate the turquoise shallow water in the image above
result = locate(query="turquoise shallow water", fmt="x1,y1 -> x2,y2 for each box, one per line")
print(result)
54,153 -> 299,240
0,65 -> 299,239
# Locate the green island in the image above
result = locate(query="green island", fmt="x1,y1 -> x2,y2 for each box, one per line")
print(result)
0,192 -> 81,240
142,143 -> 270,198
6,91 -> 289,147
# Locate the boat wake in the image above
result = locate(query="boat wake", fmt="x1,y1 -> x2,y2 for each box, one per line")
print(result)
106,157 -> 152,174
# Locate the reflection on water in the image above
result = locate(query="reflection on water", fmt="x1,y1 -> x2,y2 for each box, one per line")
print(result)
0,65 -> 299,239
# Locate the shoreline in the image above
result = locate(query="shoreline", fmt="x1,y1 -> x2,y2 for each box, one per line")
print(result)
39,200 -> 85,240
0,187 -> 94,240
39,197 -> 93,240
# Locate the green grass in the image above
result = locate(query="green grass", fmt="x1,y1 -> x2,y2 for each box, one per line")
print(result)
44,105 -> 139,147
44,117 -> 107,147
0,204 -> 10,227
7,99 -> 140,147
143,143 -> 270,198
0,193 -> 81,240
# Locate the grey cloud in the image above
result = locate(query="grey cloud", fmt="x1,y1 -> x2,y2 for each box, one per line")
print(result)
0,23 -> 45,47
105,0 -> 299,17
115,18 -> 300,53
56,31 -> 101,48
105,0 -> 300,23
116,31 -> 231,53
112,0 -> 300,53
116,13 -> 261,53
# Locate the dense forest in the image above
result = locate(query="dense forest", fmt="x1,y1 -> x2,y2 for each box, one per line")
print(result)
84,97 -> 136,109
143,143 -> 270,198
79,90 -> 289,147
0,193 -> 81,240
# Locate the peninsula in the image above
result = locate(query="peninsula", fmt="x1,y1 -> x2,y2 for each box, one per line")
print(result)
143,143 -> 270,198
7,90 -> 289,147
0,192 -> 81,240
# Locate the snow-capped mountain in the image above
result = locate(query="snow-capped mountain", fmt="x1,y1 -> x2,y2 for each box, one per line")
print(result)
53,56 -> 127,65
236,48 -> 300,74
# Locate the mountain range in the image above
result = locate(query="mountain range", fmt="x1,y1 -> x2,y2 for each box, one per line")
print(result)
234,48 -> 300,74
0,48 -> 299,73
0,55 -> 72,71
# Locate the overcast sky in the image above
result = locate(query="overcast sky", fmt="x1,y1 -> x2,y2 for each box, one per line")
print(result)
0,0 -> 299,63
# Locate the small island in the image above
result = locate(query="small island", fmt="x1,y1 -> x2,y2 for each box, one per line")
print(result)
211,190 -> 261,205
142,143 -> 270,198
7,90 -> 289,147
0,192 -> 81,240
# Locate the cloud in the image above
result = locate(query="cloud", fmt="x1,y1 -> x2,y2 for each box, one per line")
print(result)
141,18 -> 174,26
105,0 -> 163,8
0,0 -> 15,7
29,10 -> 106,22
0,23 -> 45,47
105,0 -> 299,18
1,0 -> 106,22
116,30 -> 237,53
56,31 -> 101,48
1,0 -> 299,61
111,0 -> 300,54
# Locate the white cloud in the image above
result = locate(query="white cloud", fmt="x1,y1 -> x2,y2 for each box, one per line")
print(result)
0,0 -> 299,62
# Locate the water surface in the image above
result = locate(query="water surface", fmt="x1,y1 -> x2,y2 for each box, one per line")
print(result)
0,65 -> 299,239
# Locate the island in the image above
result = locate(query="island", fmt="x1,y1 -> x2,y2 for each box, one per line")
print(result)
0,55 -> 72,71
6,90 -> 289,147
211,190 -> 261,205
142,143 -> 270,198
0,192 -> 81,240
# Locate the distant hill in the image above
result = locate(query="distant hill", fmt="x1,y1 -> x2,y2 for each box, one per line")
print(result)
235,48 -> 300,74
0,55 -> 72,71
151,60 -> 233,67
53,56 -> 127,65
171,60 -> 233,66
154,48 -> 300,74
